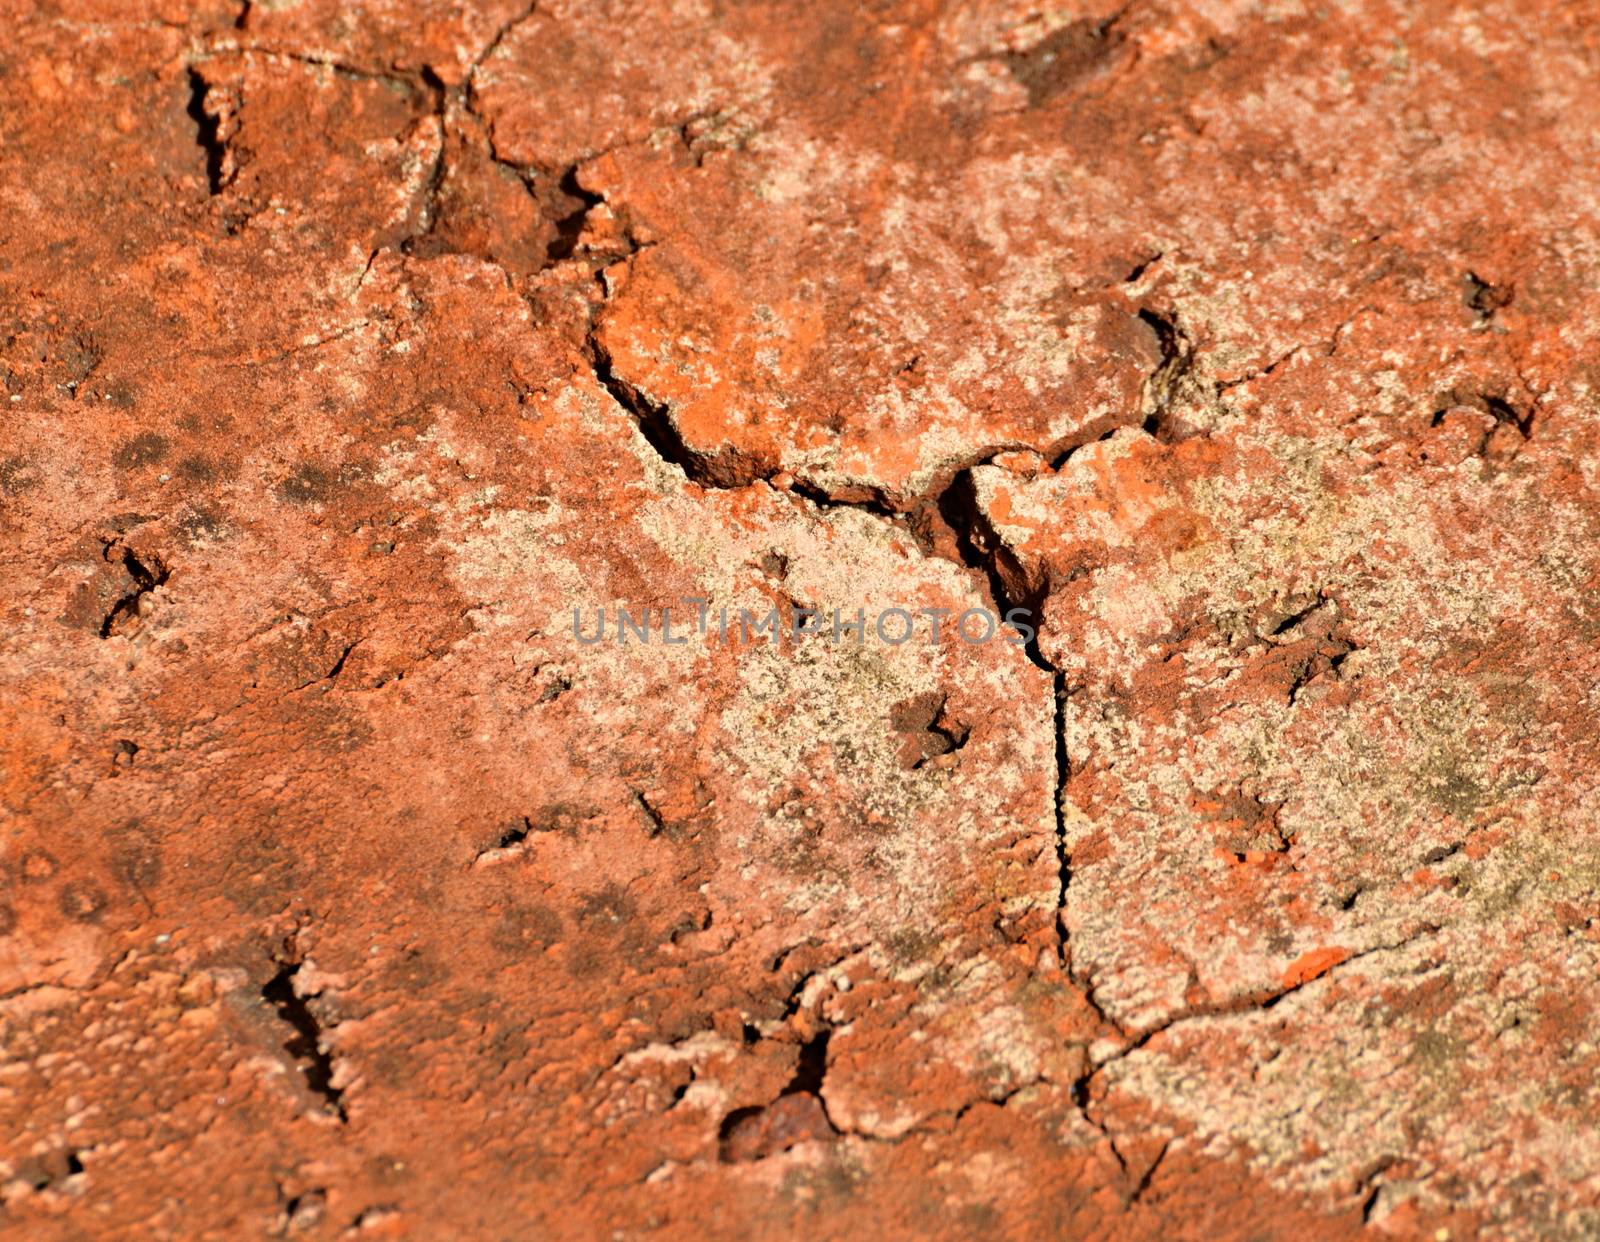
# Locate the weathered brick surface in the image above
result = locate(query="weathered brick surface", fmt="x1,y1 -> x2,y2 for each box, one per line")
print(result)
4,2 -> 1599,1237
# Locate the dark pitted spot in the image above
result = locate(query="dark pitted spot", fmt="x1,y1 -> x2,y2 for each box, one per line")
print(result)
113,433 -> 168,469
177,455 -> 217,482
490,903 -> 564,954
113,839 -> 161,891
0,456 -> 38,495
577,883 -> 636,929
277,463 -> 335,504
58,882 -> 108,923
180,506 -> 226,542
20,848 -> 58,883
1004,15 -> 1125,107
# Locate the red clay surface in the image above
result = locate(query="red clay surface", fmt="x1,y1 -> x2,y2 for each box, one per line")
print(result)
4,1 -> 1600,1238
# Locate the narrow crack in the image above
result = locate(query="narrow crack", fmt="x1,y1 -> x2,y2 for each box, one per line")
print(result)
633,789 -> 670,838
1097,923 -> 1444,1070
1063,924 -> 1442,1167
588,337 -> 774,488
1127,1138 -> 1170,1205
185,67 -> 228,194
470,0 -> 539,73
99,544 -> 170,639
1133,306 -> 1196,443
929,466 -> 1076,968
262,956 -> 346,1121
290,639 -> 360,693
1050,672 -> 1072,961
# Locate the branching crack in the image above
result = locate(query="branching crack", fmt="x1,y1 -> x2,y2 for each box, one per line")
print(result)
583,252 -> 1077,995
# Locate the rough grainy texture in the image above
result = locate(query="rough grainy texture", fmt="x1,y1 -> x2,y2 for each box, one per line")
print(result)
3,0 -> 1599,1237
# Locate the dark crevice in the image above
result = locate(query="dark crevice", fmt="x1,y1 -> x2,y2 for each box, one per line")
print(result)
1358,1156 -> 1399,1224
1483,393 -> 1533,437
930,467 -> 1075,968
935,469 -> 1049,670
1124,251 -> 1162,283
1267,598 -> 1326,637
403,77 -> 453,253
589,338 -> 775,488
495,818 -> 532,849
546,167 -> 602,264
633,789 -> 669,837
99,544 -> 170,639
1051,672 -> 1072,958
1464,270 -> 1513,327
1045,308 -> 1196,466
893,692 -> 972,769
277,1187 -> 328,1232
717,1028 -> 837,1160
262,959 -> 346,1121
787,1028 -> 830,1097
185,68 -> 227,195
288,639 -> 360,693
921,698 -> 971,766
1137,307 -> 1185,369
1134,306 -> 1196,443
323,641 -> 357,682
21,1148 -> 86,1191
1430,390 -> 1533,440
788,477 -> 904,525
1127,1138 -> 1169,1205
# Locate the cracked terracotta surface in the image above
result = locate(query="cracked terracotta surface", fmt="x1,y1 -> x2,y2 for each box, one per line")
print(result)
3,0 -> 1600,1238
